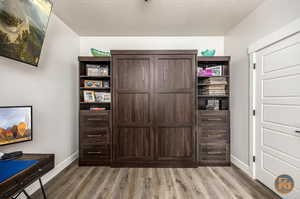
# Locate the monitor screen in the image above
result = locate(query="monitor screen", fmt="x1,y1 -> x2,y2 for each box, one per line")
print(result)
0,106 -> 32,146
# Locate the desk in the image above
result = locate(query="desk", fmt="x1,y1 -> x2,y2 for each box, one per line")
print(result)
0,154 -> 54,199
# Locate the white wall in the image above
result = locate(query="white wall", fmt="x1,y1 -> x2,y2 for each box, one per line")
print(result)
0,14 -> 79,167
225,0 -> 300,174
80,36 -> 224,56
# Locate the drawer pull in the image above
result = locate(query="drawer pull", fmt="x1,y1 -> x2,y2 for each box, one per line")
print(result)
87,134 -> 105,138
87,152 -> 102,154
203,118 -> 223,121
295,130 -> 300,133
87,118 -> 106,121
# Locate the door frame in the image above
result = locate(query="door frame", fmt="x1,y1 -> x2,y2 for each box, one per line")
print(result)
248,17 -> 300,179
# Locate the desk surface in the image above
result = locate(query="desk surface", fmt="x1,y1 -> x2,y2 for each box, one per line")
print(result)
0,154 -> 54,199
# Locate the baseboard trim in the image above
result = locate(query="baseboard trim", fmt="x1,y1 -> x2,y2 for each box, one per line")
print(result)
231,155 -> 252,177
22,151 -> 79,197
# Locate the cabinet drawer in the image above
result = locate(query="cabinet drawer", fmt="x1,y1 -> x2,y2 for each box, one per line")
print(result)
199,127 -> 228,142
198,110 -> 228,124
81,126 -> 109,136
81,146 -> 110,159
199,143 -> 228,161
80,111 -> 109,125
81,136 -> 109,146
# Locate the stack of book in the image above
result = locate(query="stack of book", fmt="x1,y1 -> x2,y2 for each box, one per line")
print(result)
201,77 -> 227,96
202,77 -> 227,85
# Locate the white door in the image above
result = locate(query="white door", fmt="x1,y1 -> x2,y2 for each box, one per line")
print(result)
256,32 -> 300,199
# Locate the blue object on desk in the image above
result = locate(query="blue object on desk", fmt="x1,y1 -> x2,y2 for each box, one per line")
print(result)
0,160 -> 38,183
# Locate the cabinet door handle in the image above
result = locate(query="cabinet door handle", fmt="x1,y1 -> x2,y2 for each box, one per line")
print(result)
295,130 -> 300,133
163,66 -> 166,81
87,152 -> 102,154
142,66 -> 145,81
87,118 -> 106,121
87,134 -> 104,138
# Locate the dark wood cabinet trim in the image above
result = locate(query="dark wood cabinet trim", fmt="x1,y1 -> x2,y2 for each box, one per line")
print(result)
111,50 -> 198,55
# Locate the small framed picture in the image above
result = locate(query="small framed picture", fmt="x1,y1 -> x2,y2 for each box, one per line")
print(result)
84,80 -> 102,88
95,92 -> 111,103
83,91 -> 95,102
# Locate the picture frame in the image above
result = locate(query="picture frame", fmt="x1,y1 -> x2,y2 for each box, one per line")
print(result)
0,0 -> 53,66
95,92 -> 111,103
83,91 -> 95,102
84,80 -> 102,88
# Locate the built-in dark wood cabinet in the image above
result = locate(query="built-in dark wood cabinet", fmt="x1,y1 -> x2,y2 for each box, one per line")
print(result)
78,57 -> 112,166
78,53 -> 231,167
111,50 -> 197,167
197,56 -> 231,166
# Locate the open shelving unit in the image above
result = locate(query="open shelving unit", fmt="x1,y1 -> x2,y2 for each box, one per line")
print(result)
197,56 -> 231,166
78,57 -> 111,111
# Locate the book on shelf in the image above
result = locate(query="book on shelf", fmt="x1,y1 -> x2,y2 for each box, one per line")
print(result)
90,107 -> 106,111
201,77 -> 227,85
201,91 -> 227,96
198,65 -> 224,76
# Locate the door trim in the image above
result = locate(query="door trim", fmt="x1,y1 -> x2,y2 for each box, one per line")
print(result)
249,18 -> 300,53
248,17 -> 300,180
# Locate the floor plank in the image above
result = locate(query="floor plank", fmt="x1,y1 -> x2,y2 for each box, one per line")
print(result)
31,161 -> 281,199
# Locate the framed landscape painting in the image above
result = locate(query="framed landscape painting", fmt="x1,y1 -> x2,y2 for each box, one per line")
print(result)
0,0 -> 52,66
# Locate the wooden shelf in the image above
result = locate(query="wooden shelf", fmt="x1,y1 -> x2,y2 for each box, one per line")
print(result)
80,87 -> 110,90
78,56 -> 111,62
198,83 -> 228,86
197,75 -> 229,78
80,75 -> 111,79
198,95 -> 229,98
80,102 -> 111,104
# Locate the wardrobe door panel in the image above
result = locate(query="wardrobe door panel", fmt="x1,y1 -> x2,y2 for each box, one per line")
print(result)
117,93 -> 150,124
116,58 -> 150,90
115,128 -> 153,161
155,57 -> 193,90
113,55 -> 154,162
156,93 -> 193,124
157,127 -> 193,160
154,55 -> 196,163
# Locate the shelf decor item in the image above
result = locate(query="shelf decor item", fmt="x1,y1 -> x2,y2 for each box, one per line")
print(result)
0,0 -> 53,66
90,48 -> 111,57
201,49 -> 216,56
95,92 -> 111,103
99,66 -> 109,76
83,90 -> 95,102
86,65 -> 101,76
84,80 -> 102,88
210,66 -> 223,76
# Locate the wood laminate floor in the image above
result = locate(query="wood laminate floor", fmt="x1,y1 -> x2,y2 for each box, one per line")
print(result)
32,161 -> 281,199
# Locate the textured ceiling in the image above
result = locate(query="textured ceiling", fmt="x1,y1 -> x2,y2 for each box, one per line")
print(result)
52,0 -> 264,36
